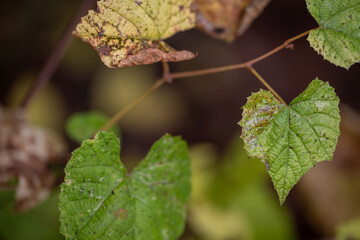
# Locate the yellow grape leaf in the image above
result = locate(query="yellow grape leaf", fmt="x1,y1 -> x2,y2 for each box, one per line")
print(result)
74,0 -> 196,68
194,0 -> 271,42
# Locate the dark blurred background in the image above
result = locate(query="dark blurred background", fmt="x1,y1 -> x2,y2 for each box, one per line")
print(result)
1,0 -> 360,239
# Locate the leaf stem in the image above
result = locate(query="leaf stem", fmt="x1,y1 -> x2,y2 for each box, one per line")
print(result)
19,0 -> 96,109
246,66 -> 287,106
99,78 -> 166,132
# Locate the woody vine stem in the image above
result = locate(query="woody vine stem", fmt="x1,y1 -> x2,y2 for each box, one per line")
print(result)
99,28 -> 317,132
19,0 -> 96,109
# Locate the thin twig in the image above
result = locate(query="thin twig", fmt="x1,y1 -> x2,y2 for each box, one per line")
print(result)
99,78 -> 166,132
98,61 -> 174,132
20,0 -> 96,108
169,28 -> 316,80
98,28 -> 315,131
246,65 -> 287,106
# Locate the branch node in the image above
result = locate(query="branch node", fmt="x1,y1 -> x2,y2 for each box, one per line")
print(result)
246,62 -> 253,68
163,72 -> 173,83
162,62 -> 173,83
284,41 -> 295,50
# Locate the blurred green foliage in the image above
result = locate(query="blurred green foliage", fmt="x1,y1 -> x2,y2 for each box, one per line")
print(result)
65,111 -> 119,143
6,73 -> 66,131
0,191 -> 64,240
336,217 -> 360,240
188,134 -> 296,240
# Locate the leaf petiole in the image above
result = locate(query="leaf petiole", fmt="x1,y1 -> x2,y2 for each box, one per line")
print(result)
98,78 -> 166,132
246,65 -> 288,106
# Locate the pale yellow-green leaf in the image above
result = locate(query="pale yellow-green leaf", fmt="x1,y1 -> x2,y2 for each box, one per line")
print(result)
74,0 -> 196,68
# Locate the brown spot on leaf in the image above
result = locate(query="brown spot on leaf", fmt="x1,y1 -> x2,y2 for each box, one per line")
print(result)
114,208 -> 128,219
213,27 -> 225,34
97,44 -> 112,56
98,28 -> 105,37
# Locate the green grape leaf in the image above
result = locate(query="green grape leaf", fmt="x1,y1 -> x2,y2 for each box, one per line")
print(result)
59,131 -> 191,240
239,79 -> 340,204
306,0 -> 360,69
74,0 -> 196,68
65,111 -> 119,143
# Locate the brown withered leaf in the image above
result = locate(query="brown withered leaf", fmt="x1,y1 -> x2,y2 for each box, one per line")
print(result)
0,107 -> 66,211
194,0 -> 271,42
74,0 -> 196,68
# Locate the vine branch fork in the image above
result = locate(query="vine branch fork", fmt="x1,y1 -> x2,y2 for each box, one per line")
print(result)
98,28 -> 317,132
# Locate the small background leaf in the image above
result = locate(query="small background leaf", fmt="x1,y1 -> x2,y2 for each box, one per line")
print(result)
65,111 -> 119,143
306,0 -> 360,69
59,131 -> 190,240
239,79 -> 340,204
